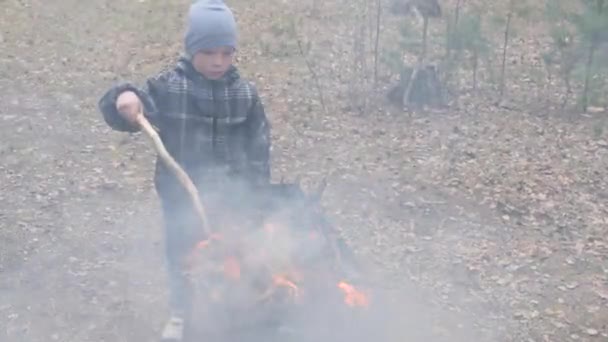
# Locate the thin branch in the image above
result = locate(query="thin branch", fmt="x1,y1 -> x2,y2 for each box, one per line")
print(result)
136,115 -> 212,236
296,37 -> 328,114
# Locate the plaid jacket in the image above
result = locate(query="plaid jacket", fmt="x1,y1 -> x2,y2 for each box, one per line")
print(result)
98,57 -> 271,201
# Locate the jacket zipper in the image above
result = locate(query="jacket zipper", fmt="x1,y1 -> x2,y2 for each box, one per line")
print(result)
211,81 -> 218,160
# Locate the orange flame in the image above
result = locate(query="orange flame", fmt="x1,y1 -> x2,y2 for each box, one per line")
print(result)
195,233 -> 223,250
264,222 -> 279,235
273,274 -> 300,298
223,256 -> 241,280
337,281 -> 369,307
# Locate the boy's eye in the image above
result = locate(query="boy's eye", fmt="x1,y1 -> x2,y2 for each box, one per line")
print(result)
200,49 -> 234,57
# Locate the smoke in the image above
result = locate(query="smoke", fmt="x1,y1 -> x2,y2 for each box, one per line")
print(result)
175,178 -> 481,342
174,178 -> 363,340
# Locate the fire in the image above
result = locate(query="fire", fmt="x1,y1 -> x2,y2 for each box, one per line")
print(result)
264,222 -> 279,235
337,281 -> 369,308
187,220 -> 369,311
195,233 -> 223,250
272,274 -> 300,298
223,256 -> 241,280
256,273 -> 300,304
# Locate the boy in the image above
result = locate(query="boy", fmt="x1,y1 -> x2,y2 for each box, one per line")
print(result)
98,0 -> 271,340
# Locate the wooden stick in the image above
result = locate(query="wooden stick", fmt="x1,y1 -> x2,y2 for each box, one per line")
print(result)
135,114 -> 212,236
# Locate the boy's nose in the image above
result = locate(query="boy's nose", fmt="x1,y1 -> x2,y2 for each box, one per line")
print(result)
212,54 -> 224,65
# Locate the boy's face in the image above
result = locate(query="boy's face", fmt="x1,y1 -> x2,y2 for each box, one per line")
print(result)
192,46 -> 235,80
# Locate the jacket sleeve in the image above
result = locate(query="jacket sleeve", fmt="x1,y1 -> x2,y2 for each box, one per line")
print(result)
245,87 -> 272,185
98,72 -> 167,132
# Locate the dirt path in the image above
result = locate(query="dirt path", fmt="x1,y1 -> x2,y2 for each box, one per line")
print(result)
1,1 -> 607,341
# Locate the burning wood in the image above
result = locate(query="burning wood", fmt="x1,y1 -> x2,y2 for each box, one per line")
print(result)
256,273 -> 301,304
272,274 -> 299,297
134,110 -> 373,339
338,281 -> 370,308
198,210 -> 366,311
223,256 -> 241,280
195,233 -> 223,250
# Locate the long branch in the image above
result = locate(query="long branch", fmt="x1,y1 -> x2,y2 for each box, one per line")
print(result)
136,115 -> 212,236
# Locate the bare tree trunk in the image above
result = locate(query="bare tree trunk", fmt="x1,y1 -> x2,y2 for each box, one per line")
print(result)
582,0 -> 604,112
444,0 -> 463,94
421,14 -> 429,61
446,0 -> 462,59
368,0 -> 374,49
296,38 -> 327,114
373,0 -> 382,86
311,0 -> 319,16
499,0 -> 514,100
473,50 -> 479,92
403,15 -> 428,110
454,0 -> 462,25
352,12 -> 369,113
561,76 -> 572,110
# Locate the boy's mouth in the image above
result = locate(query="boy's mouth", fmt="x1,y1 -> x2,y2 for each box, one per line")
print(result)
208,71 -> 224,79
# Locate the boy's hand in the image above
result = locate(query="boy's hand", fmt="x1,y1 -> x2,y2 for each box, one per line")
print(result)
116,91 -> 143,125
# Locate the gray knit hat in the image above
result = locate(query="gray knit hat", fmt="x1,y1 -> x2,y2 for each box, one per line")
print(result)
184,0 -> 237,56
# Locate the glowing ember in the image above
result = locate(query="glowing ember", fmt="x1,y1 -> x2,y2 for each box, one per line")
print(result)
264,222 -> 279,235
273,274 -> 300,298
195,233 -> 223,250
337,281 -> 369,307
223,256 -> 241,280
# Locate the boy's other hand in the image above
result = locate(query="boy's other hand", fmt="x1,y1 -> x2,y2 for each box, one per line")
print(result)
116,91 -> 143,125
